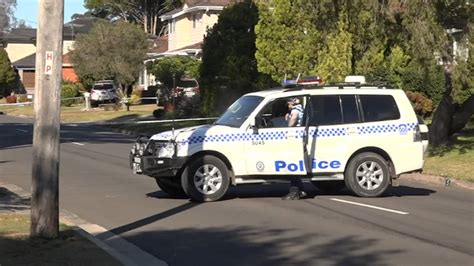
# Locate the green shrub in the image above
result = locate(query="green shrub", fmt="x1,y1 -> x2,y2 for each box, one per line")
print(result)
61,82 -> 80,106
16,94 -> 29,103
405,90 -> 433,118
6,95 -> 16,103
129,88 -> 142,105
175,95 -> 203,118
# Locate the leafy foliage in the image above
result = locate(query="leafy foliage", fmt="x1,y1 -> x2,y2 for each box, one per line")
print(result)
255,0 -> 320,81
315,5 -> 352,82
0,48 -> 17,97
84,0 -> 181,35
201,0 -> 275,114
405,91 -> 433,117
148,56 -> 200,90
61,82 -> 80,107
0,0 -> 16,31
72,20 -> 147,93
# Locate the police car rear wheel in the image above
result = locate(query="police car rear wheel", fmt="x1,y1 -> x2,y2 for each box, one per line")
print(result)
181,155 -> 230,202
345,152 -> 390,197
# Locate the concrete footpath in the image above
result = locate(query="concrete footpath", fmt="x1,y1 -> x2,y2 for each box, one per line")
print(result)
0,181 -> 168,266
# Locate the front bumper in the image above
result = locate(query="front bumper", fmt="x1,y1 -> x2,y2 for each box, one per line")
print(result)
129,136 -> 187,178
130,154 -> 188,177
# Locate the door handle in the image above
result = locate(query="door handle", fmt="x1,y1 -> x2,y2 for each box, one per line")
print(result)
347,127 -> 357,135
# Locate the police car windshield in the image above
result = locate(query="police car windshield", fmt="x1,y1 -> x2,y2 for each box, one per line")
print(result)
215,96 -> 263,128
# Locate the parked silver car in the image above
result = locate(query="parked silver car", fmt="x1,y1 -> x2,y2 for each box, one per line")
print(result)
90,80 -> 118,107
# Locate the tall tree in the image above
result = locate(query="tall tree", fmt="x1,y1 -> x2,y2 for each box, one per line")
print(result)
0,0 -> 16,31
0,48 -> 16,96
255,0 -> 321,81
315,4 -> 352,82
72,21 -> 147,92
84,0 -> 181,35
200,0 -> 275,114
149,56 -> 200,90
427,0 -> 473,145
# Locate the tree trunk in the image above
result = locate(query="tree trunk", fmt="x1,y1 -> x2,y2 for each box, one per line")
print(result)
153,15 -> 158,36
450,94 -> 474,135
144,13 -> 148,34
429,66 -> 455,146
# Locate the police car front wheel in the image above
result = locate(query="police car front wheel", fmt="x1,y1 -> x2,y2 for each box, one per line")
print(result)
345,152 -> 390,197
181,155 -> 230,202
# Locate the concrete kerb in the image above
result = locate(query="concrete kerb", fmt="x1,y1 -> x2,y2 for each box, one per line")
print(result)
0,181 -> 168,266
401,173 -> 474,190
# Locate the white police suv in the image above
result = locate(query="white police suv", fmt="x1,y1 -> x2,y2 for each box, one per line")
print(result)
130,79 -> 429,202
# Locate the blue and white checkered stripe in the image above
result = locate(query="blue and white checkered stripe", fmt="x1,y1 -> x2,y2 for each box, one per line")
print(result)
357,122 -> 417,135
181,123 -> 418,144
309,128 -> 347,137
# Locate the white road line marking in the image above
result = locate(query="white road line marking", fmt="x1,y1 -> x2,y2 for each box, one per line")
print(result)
330,198 -> 409,215
72,142 -> 85,146
16,129 -> 28,133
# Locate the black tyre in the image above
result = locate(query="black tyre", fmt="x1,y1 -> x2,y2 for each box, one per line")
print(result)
181,155 -> 230,202
311,181 -> 346,193
155,178 -> 187,198
91,100 -> 98,108
344,152 -> 390,197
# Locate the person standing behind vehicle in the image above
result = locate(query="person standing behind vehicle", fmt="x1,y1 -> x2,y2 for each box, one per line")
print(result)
282,97 -> 307,200
285,97 -> 304,127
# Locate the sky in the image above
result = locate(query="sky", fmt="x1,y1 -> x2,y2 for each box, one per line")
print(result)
13,0 -> 87,26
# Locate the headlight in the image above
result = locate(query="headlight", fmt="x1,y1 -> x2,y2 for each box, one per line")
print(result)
146,141 -> 175,158
156,142 -> 174,158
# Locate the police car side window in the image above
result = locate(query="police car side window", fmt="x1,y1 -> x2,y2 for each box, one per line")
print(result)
258,98 -> 288,128
308,95 -> 342,126
341,95 -> 361,124
360,95 -> 400,122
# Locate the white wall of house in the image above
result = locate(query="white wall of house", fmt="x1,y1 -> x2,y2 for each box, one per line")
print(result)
5,43 -> 36,63
168,10 -> 220,51
63,40 -> 75,54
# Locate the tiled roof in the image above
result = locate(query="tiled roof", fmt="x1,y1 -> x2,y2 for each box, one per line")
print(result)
1,17 -> 102,43
168,42 -> 203,52
161,0 -> 239,18
13,52 -> 76,68
186,0 -> 237,7
148,36 -> 169,54
12,53 -> 35,68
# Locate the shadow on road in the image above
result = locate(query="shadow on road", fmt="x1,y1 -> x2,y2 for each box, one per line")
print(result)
121,226 -> 403,266
0,187 -> 30,213
147,182 -> 436,201
105,202 -> 199,236
387,185 -> 436,197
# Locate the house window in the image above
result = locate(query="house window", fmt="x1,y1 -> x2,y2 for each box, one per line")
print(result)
193,14 -> 201,28
169,20 -> 176,33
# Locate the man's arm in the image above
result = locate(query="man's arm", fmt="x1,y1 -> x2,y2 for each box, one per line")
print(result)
288,111 -> 298,127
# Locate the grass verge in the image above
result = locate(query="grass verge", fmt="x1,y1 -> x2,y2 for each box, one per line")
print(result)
0,99 -> 158,123
0,213 -> 121,265
105,119 -> 215,135
424,129 -> 474,182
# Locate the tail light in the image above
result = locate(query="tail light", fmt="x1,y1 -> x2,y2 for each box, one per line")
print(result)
413,125 -> 421,142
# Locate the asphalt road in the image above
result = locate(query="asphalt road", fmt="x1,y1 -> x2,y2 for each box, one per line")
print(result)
1,115 -> 473,266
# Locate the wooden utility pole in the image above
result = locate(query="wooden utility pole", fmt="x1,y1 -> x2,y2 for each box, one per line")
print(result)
31,0 -> 64,238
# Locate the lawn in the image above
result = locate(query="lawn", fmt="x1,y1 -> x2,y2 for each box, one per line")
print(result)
0,213 -> 121,265
423,129 -> 474,182
0,98 -> 158,123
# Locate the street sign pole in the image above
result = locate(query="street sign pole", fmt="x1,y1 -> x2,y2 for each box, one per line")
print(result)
31,0 -> 64,238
